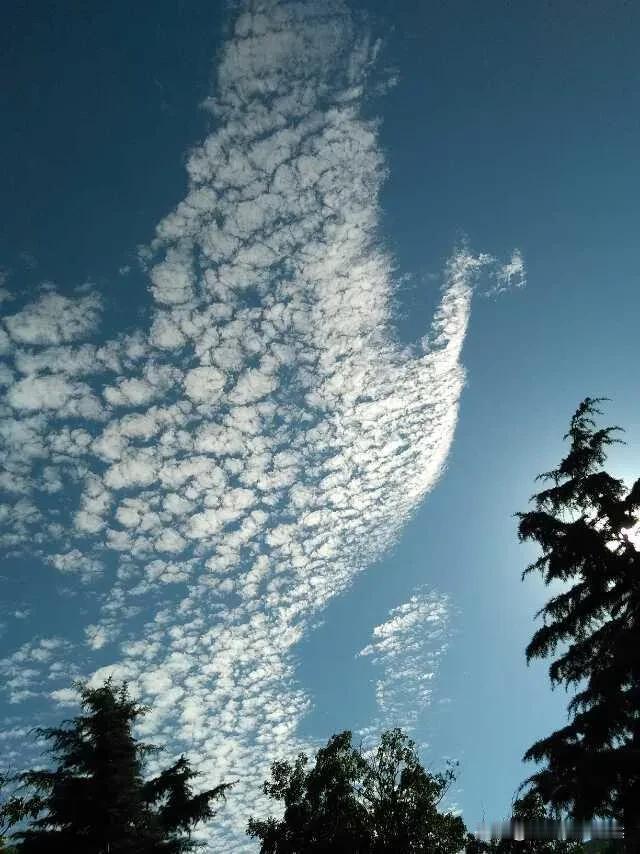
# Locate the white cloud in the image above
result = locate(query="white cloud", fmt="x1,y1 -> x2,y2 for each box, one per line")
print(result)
0,1 -> 524,849
358,588 -> 453,732
13,343 -> 121,377
4,291 -> 101,345
482,248 -> 526,297
183,366 -> 226,404
104,378 -> 157,407
48,550 -> 103,583
50,686 -> 80,706
155,528 -> 187,554
150,314 -> 188,350
6,375 -> 103,418
228,368 -> 279,405
104,453 -> 157,489
149,249 -> 194,305
0,637 -> 75,703
85,624 -> 113,650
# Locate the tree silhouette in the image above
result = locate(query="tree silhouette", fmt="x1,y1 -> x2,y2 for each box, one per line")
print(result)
0,770 -> 18,853
465,791 -> 587,854
517,398 -> 640,854
247,727 -> 466,853
0,679 -> 231,852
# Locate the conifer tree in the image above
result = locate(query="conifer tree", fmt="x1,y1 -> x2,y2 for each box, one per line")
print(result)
0,680 -> 231,853
517,398 -> 640,854
0,771 -> 18,853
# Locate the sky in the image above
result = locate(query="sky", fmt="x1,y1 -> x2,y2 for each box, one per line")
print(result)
1,0 -> 639,849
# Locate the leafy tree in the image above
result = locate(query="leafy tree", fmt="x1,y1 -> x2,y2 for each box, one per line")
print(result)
516,398 -> 640,854
248,730 -> 371,853
247,727 -> 466,853
0,680 -> 231,853
363,729 -> 465,854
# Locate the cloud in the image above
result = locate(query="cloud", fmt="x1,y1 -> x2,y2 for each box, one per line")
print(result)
3,291 -> 101,345
482,248 -> 526,297
85,624 -> 115,650
103,366 -> 178,408
48,550 -> 103,583
7,375 -> 103,418
0,637 -> 76,704
358,587 -> 454,733
149,249 -> 195,305
50,686 -> 81,706
183,366 -> 226,404
0,1 -> 523,849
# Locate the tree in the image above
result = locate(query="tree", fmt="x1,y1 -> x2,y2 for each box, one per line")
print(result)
0,680 -> 231,852
363,729 -> 465,854
0,770 -> 18,853
516,398 -> 640,854
247,727 -> 466,853
465,791 -> 586,854
247,730 -> 371,853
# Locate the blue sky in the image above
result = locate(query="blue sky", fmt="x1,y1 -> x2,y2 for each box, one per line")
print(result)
1,0 -> 639,849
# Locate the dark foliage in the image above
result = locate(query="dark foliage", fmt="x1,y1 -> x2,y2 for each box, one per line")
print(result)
465,790 -> 587,854
247,727 -> 466,853
0,771 -> 18,853
516,399 -> 640,853
0,680 -> 231,853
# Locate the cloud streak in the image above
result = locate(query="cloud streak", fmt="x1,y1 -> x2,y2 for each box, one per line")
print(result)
359,588 -> 453,734
0,1 -> 521,848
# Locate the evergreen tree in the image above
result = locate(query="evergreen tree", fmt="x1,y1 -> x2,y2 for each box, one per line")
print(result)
0,771 -> 18,853
247,727 -> 466,853
0,680 -> 231,853
516,398 -> 640,854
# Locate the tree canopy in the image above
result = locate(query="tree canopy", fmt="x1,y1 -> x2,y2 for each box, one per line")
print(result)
0,679 -> 231,853
247,727 -> 466,853
517,398 -> 640,853
466,790 -> 587,854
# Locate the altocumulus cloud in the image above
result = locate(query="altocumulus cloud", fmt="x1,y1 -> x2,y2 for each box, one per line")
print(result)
358,588 -> 454,736
0,0 -> 522,848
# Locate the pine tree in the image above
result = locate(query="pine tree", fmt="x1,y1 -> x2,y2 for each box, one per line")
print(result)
0,680 -> 231,852
0,771 -> 18,853
517,398 -> 640,854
